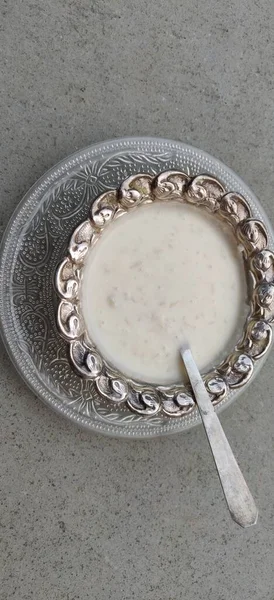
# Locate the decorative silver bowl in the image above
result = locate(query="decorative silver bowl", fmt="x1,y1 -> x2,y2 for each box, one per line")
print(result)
56,169 -> 273,419
0,137 -> 273,437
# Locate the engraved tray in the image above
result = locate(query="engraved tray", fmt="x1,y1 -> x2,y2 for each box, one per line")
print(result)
1,137 -> 273,438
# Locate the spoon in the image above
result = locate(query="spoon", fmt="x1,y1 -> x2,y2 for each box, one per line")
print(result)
181,344 -> 258,528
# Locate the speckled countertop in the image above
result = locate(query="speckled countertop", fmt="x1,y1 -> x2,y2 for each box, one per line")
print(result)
1,1 -> 274,599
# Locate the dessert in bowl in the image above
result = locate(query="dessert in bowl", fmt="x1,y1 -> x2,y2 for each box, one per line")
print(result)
56,169 -> 273,418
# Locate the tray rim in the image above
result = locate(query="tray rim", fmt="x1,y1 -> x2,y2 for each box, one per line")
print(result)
0,136 -> 273,438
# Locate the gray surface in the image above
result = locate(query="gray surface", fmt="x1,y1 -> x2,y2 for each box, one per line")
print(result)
1,0 -> 274,598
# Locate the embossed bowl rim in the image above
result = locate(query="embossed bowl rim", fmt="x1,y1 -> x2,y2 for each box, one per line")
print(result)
56,167 -> 274,419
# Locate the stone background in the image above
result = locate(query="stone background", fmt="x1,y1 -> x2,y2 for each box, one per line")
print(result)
1,1 -> 274,598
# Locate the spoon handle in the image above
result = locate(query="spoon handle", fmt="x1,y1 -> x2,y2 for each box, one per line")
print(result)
181,346 -> 258,528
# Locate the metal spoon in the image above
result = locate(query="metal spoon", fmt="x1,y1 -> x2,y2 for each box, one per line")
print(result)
181,344 -> 258,528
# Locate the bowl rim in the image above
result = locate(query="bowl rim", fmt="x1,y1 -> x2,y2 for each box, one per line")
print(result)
55,167 -> 273,421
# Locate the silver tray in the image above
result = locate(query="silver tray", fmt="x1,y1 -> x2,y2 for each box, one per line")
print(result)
1,137 -> 273,438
